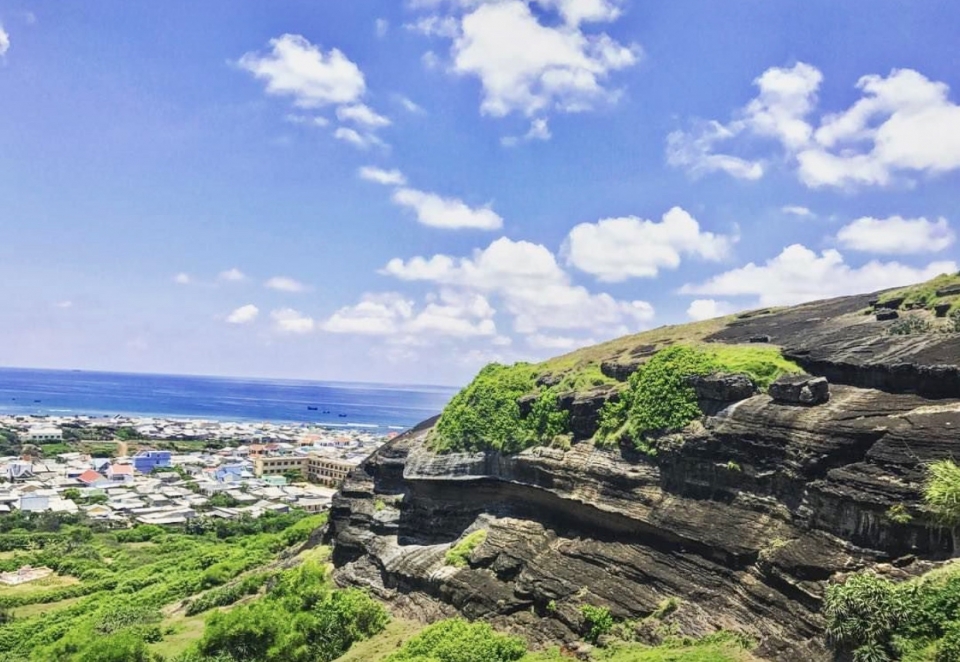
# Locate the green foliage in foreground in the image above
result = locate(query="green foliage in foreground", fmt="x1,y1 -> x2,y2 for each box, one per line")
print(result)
823,563 -> 960,661
384,618 -> 527,662
580,604 -> 614,644
596,345 -> 801,453
431,363 -> 567,453
445,530 -> 488,568
192,562 -> 387,662
523,641 -> 747,662
0,511 -> 327,661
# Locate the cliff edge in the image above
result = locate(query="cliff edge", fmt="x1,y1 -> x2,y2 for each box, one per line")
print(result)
326,276 -> 960,660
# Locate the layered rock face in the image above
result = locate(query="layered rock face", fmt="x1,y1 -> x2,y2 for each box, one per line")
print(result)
326,290 -> 960,661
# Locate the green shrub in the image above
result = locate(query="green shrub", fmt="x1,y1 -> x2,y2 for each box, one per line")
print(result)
580,604 -> 614,644
889,315 -> 933,335
595,345 -> 800,453
924,460 -> 960,553
431,363 -> 569,453
385,618 -> 526,662
823,571 -> 904,660
887,503 -> 912,524
445,530 -> 488,568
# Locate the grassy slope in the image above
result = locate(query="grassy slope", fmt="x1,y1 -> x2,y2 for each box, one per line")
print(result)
333,617 -> 426,662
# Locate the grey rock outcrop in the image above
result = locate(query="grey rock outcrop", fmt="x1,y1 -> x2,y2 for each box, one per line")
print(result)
769,375 -> 830,406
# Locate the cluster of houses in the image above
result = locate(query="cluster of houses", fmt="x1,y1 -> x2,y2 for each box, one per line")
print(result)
0,421 -> 387,526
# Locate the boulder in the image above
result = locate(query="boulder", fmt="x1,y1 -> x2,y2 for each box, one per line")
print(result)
935,283 -> 960,297
769,375 -> 830,406
749,334 -> 771,343
935,303 -> 952,318
688,373 -> 755,403
600,360 -> 641,382
875,310 -> 899,321
875,297 -> 905,310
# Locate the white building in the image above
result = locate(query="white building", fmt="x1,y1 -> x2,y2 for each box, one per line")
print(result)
25,427 -> 62,442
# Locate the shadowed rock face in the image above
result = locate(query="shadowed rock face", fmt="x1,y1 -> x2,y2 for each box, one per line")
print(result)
325,289 -> 960,661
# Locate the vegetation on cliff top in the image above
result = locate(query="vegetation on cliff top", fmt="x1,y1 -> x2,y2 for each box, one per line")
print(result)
431,342 -> 801,455
596,345 -> 801,454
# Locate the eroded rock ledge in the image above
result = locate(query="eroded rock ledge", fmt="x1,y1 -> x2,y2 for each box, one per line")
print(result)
326,289 -> 960,661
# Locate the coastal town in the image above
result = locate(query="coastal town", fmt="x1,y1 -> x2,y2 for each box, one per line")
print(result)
0,413 -> 394,530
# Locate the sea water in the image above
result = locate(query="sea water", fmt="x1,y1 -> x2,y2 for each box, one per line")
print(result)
0,368 -> 457,431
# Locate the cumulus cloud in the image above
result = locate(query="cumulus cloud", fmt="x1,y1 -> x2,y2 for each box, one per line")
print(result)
836,216 -> 955,255
564,206 -> 736,281
173,273 -> 191,285
218,268 -> 246,282
285,114 -> 330,127
239,35 -> 391,150
669,63 -> 960,189
271,308 -> 315,334
391,187 -> 503,230
409,0 -> 637,123
358,166 -> 407,186
336,103 -> 391,128
686,299 -> 733,321
226,304 -> 259,324
526,333 -> 595,351
265,276 -> 308,292
680,244 -> 957,307
501,118 -> 551,146
798,69 -> 960,188
375,18 -> 389,38
333,127 -> 385,150
0,24 -> 9,57
382,236 -> 654,335
238,34 -> 366,108
782,205 -> 814,218
395,95 -> 425,114
321,290 -> 497,339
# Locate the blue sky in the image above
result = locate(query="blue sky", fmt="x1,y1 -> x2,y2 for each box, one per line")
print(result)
1,1 -> 959,385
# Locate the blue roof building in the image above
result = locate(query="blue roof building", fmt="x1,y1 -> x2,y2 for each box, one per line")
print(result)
132,450 -> 172,475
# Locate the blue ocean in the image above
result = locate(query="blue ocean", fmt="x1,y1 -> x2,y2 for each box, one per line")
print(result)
0,368 -> 457,431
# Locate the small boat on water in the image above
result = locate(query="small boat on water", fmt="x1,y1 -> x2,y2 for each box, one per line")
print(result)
338,413 -> 348,418
307,406 -> 318,411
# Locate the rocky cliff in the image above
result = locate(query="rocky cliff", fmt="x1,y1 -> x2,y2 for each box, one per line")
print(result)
326,281 -> 960,660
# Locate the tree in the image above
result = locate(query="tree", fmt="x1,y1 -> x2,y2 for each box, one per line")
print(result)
63,488 -> 82,503
924,460 -> 960,555
283,469 -> 304,484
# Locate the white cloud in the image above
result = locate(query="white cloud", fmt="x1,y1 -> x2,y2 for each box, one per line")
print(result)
382,236 -> 654,335
395,95 -> 425,114
55,301 -> 73,309
667,63 -> 821,181
322,293 -> 413,335
0,24 -> 9,57
444,0 -> 638,117
321,290 -> 496,338
375,18 -> 389,38
670,63 -> 960,189
271,308 -> 315,334
782,205 -> 814,218
686,299 -> 733,321
681,244 -> 957,306
534,0 -> 623,26
265,276 -> 308,292
421,51 -> 441,70
836,216 -> 955,255
501,117 -> 552,146
333,127 -> 385,150
564,206 -> 736,281
218,268 -> 246,282
358,166 -> 407,186
405,15 -> 460,38
391,187 -> 503,230
665,121 -> 764,180
226,304 -> 259,324
284,113 -> 329,127
238,34 -> 366,108
336,103 -> 391,128
526,333 -> 595,351
173,273 -> 191,285
798,69 -> 960,188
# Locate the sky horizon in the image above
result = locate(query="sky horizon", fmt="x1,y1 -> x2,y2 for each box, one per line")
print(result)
2,1 -> 959,386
